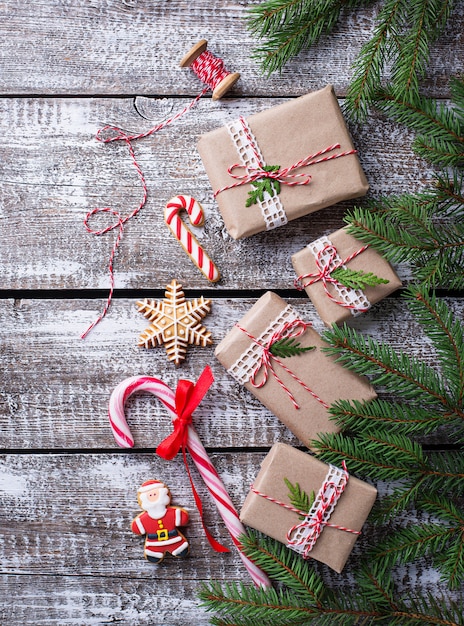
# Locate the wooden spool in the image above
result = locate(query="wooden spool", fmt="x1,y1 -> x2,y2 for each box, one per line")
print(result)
179,39 -> 240,101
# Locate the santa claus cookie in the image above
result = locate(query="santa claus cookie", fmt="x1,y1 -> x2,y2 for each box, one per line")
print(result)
131,479 -> 189,564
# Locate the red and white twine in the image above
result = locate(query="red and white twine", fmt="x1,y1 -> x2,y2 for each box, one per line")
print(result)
251,461 -> 360,559
294,243 -> 370,312
235,319 -> 329,410
214,116 -> 357,198
82,50 -> 236,337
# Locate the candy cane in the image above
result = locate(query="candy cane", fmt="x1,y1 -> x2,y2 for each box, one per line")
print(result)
164,195 -> 220,283
108,373 -> 272,589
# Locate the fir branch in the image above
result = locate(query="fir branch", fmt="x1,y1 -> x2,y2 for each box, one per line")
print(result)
371,496 -> 464,590
321,322 -> 453,407
270,337 -> 315,358
404,285 -> 464,405
246,0 -> 372,77
200,535 -> 464,625
389,0 -> 452,98
331,267 -> 389,289
376,81 -> 464,167
284,478 -> 315,518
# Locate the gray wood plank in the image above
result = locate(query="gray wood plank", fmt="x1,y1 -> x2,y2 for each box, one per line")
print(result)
1,1 -> 462,97
1,452 -> 460,625
1,296 -> 462,450
0,96 -> 436,290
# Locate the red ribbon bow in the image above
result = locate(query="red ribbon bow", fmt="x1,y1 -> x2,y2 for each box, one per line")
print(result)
156,366 -> 229,553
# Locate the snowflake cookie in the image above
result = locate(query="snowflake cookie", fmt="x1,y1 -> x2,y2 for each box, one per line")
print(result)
136,279 -> 212,366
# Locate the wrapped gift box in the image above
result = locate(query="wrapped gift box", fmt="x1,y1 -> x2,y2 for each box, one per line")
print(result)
214,292 -> 376,447
197,85 -> 369,239
292,227 -> 402,326
240,442 -> 377,572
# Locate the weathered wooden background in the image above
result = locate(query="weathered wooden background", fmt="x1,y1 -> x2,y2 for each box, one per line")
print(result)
1,1 -> 463,624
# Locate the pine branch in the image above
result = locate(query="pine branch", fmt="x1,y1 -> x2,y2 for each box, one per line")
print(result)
200,534 -> 464,625
270,337 -> 315,358
331,267 -> 389,289
371,496 -> 464,590
246,0 -> 372,77
321,322 -> 453,407
344,183 -> 464,289
376,82 -> 464,167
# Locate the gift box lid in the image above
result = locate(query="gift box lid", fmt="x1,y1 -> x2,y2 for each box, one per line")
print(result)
198,85 -> 369,239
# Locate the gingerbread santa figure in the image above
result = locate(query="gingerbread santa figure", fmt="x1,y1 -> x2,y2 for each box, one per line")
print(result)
131,479 -> 190,564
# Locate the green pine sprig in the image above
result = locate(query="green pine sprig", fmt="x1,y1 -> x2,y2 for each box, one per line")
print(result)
375,78 -> 464,168
246,0 -> 454,120
246,165 -> 281,207
246,0 -> 374,78
331,267 -> 389,289
199,531 -> 464,625
284,478 -> 315,518
371,496 -> 464,590
269,337 -> 315,358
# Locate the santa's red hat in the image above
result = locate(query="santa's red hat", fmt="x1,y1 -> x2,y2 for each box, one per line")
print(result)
137,479 -> 166,494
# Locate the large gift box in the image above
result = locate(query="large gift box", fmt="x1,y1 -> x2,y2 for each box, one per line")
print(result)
197,85 -> 369,239
240,442 -> 377,572
214,292 -> 376,447
292,227 -> 402,326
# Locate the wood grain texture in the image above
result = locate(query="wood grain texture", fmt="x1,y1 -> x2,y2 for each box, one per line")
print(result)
0,0 -> 462,96
1,296 -> 462,451
1,452 -> 460,625
0,96 -> 437,290
1,1 -> 463,623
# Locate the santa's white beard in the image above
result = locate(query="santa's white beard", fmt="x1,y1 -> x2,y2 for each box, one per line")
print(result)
140,488 -> 171,519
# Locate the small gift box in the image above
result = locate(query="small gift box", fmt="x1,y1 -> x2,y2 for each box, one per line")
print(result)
240,442 -> 377,572
292,227 -> 402,326
197,85 -> 369,239
214,292 -> 376,447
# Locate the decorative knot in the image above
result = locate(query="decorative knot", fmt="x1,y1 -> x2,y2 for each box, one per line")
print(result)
294,243 -> 371,312
235,319 -> 328,410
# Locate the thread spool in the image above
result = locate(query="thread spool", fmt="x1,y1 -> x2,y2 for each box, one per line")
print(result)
180,39 -> 240,100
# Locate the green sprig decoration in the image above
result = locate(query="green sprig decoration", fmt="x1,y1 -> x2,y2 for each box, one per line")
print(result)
246,165 -> 281,207
284,478 -> 315,518
199,532 -> 464,625
331,267 -> 389,289
269,337 -> 315,358
246,0 -> 454,120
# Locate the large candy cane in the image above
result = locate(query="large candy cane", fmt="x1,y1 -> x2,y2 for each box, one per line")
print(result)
164,195 -> 220,283
108,370 -> 271,588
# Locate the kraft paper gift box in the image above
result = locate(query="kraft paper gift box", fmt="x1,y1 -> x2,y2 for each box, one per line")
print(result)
197,85 -> 369,239
292,227 -> 402,326
240,442 -> 377,572
214,291 -> 376,447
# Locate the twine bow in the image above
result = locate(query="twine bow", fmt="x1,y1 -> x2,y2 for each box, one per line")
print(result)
214,116 -> 357,199
294,243 -> 370,311
156,366 -> 229,553
236,319 -> 329,410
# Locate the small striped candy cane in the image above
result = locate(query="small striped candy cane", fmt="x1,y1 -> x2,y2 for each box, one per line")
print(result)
164,195 -> 220,283
108,374 -> 272,589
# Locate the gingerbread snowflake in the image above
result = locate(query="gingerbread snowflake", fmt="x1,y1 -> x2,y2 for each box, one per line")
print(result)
136,279 -> 212,366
